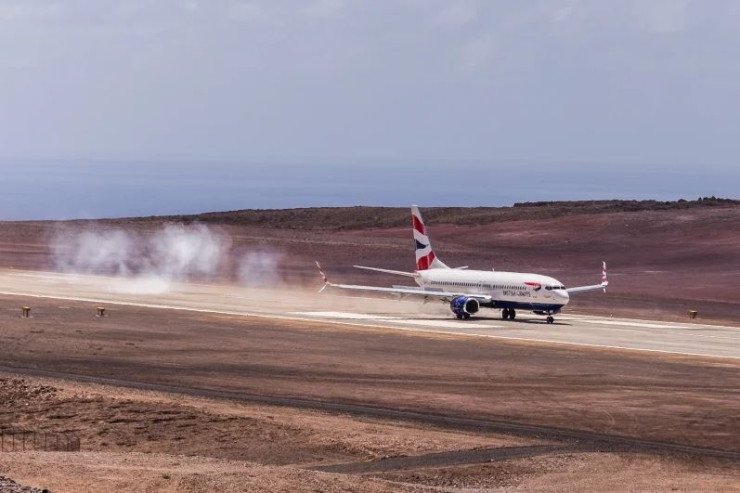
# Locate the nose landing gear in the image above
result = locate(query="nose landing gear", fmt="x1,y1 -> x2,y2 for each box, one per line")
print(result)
533,309 -> 559,324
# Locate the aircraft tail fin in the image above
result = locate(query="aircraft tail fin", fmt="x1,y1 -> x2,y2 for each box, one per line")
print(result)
411,205 -> 448,270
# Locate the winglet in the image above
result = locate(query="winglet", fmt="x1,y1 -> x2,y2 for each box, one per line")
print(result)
601,261 -> 608,292
315,261 -> 329,293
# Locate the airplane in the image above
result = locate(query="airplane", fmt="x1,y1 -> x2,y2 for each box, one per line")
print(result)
316,205 -> 608,324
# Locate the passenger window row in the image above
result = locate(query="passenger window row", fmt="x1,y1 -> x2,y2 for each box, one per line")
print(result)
431,281 -> 536,291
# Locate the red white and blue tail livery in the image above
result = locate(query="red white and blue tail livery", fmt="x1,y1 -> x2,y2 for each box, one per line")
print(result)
317,206 -> 608,324
412,205 -> 448,270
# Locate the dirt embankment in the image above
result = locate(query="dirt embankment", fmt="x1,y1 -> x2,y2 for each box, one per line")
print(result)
1,374 -> 738,493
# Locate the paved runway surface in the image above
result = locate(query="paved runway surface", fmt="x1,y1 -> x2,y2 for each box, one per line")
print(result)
0,270 -> 737,359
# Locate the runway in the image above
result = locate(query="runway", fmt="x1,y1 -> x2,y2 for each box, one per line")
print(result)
0,269 -> 737,359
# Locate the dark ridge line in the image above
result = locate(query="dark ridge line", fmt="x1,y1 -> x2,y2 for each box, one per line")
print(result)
4,197 -> 736,227
0,364 -> 737,462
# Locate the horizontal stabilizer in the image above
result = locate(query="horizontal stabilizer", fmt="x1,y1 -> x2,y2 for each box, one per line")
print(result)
354,265 -> 417,278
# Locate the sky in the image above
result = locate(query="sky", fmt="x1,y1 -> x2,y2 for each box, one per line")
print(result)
0,1 -> 738,218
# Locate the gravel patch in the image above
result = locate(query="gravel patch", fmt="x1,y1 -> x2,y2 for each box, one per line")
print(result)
0,476 -> 51,493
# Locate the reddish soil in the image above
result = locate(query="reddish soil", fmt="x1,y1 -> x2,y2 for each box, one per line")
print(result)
0,200 -> 738,491
0,201 -> 737,323
0,297 -> 737,491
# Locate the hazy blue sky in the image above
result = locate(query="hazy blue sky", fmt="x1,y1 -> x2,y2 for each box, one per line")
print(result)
0,1 -> 738,219
1,0 -> 739,168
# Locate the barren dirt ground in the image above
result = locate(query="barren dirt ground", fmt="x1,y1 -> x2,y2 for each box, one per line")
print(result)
0,381 -> 738,493
0,296 -> 738,491
0,203 -> 738,491
0,203 -> 738,323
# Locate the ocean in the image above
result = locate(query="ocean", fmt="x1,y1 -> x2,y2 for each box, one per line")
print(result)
0,159 -> 736,220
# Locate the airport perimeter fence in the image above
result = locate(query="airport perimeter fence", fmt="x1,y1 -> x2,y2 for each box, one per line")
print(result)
0,431 -> 80,452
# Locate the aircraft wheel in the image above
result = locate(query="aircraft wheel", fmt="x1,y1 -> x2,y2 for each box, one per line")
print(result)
501,308 -> 509,320
510,309 -> 516,320
463,313 -> 471,320
546,316 -> 554,324
456,314 -> 463,320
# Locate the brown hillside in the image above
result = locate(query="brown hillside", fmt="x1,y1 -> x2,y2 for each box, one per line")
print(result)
0,199 -> 738,323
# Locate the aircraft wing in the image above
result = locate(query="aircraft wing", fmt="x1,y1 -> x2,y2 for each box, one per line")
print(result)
566,282 -> 608,294
316,262 -> 491,302
566,261 -> 609,295
325,282 -> 492,302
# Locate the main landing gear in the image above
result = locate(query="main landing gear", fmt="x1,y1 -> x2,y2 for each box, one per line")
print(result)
502,308 -> 516,320
546,315 -> 554,324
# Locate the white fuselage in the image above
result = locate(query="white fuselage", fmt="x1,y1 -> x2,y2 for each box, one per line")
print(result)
416,269 -> 570,310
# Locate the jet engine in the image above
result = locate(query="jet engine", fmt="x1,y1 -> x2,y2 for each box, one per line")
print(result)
450,296 -> 479,319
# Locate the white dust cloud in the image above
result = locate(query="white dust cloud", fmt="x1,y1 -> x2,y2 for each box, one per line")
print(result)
51,223 -> 290,293
51,224 -> 229,293
237,250 -> 284,288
